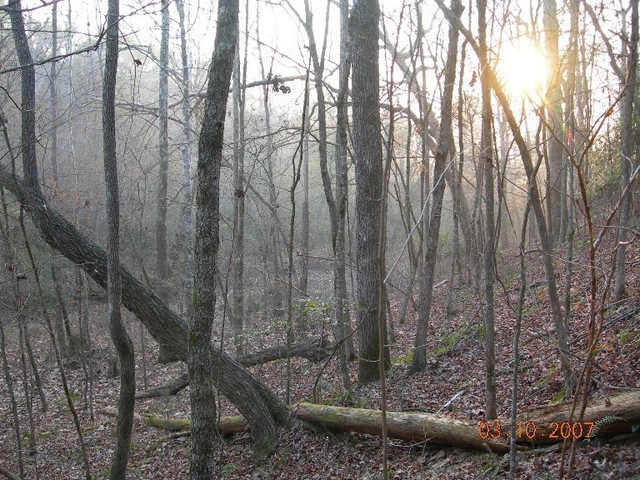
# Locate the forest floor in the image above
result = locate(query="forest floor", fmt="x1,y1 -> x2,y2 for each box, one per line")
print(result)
1,237 -> 639,479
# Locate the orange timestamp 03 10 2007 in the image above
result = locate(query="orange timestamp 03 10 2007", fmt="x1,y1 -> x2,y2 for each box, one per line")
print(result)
477,419 -> 595,441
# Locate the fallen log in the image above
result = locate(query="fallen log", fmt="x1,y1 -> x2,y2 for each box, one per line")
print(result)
295,403 -> 510,453
136,338 -> 331,399
136,374 -> 189,399
238,337 -> 331,367
99,408 -> 248,436
107,392 -> 640,453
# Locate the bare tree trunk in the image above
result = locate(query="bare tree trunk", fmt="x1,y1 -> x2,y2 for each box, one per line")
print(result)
156,0 -> 179,364
49,0 -> 59,193
102,1 -> 136,477
256,25 -> 284,316
286,74 -> 308,403
174,0 -> 193,318
543,0 -> 568,242
300,116 -> 310,296
335,0 -> 355,374
351,0 -> 389,385
231,10 -> 248,355
478,0 -> 496,420
410,0 -> 461,374
190,0 -> 240,475
614,0 -> 638,301
446,41 -> 467,315
156,0 -> 170,280
156,0 -> 170,301
6,0 -> 39,192
296,0 -> 354,373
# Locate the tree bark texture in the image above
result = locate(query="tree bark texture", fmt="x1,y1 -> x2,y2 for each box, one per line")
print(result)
50,0 -> 59,188
7,0 -> 39,191
102,1 -> 136,478
350,0 -> 389,385
156,0 -> 170,298
175,0 -> 194,317
117,392 -> 640,452
189,0 -> 239,475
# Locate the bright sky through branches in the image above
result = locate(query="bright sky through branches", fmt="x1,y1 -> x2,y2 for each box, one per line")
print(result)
497,38 -> 548,101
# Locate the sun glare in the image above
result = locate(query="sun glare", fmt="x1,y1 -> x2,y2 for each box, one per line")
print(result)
498,39 -> 548,100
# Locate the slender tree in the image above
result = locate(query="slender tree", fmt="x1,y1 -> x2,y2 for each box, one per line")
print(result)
102,0 -> 136,477
477,0 -> 496,420
614,0 -> 638,301
156,0 -> 170,298
410,0 -> 461,373
543,0 -> 568,242
174,0 -> 194,316
230,4 -> 248,354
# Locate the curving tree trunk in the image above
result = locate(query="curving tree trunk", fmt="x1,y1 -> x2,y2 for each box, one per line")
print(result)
190,0 -> 240,475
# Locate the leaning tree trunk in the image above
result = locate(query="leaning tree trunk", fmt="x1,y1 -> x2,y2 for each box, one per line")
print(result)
102,1 -> 136,477
0,140 -> 289,462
